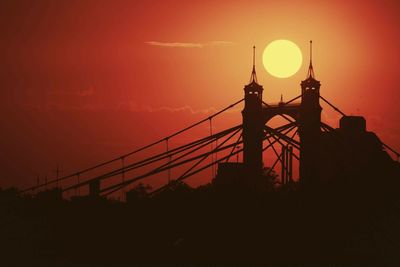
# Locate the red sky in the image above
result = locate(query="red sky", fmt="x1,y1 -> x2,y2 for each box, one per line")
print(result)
1,0 -> 399,189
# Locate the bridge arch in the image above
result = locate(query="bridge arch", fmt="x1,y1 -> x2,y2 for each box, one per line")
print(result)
262,104 -> 301,125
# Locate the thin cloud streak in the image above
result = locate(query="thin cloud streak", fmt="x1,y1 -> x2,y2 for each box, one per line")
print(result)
125,102 -> 218,114
145,41 -> 235,48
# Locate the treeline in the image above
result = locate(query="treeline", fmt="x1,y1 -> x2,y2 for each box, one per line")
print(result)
1,167 -> 400,265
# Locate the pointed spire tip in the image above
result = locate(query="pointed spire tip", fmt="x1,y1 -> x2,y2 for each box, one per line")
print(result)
307,40 -> 315,78
250,45 -> 258,83
252,45 -> 256,68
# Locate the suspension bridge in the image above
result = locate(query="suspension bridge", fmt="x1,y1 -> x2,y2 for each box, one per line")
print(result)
20,42 -> 400,199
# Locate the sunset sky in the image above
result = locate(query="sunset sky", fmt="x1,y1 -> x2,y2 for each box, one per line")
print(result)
1,0 -> 399,189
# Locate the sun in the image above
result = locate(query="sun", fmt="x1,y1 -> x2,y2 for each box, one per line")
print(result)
262,40 -> 303,78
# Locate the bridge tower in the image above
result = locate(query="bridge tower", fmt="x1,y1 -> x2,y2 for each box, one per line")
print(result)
299,41 -> 322,186
242,46 -> 264,176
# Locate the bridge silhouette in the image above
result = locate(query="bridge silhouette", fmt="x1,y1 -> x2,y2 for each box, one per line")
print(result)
3,42 -> 400,265
20,41 -> 400,200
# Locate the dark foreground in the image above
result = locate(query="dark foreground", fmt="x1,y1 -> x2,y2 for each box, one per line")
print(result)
1,177 -> 400,266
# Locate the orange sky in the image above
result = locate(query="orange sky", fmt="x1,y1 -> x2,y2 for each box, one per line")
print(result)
1,0 -> 399,189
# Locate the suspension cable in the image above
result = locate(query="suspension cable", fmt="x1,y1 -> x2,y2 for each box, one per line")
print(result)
121,157 -> 125,198
264,124 -> 300,150
20,98 -> 244,193
265,134 -> 283,165
165,124 -> 297,188
176,128 -> 242,181
63,125 -> 242,192
209,118 -> 214,179
283,94 -> 302,106
165,138 -> 171,183
131,123 -> 296,195
148,127 -> 242,197
226,132 -> 243,162
158,128 -> 241,173
75,173 -> 80,196
99,132 -> 249,196
264,125 -> 297,177
265,125 -> 300,160
382,143 -> 400,159
319,95 -> 347,117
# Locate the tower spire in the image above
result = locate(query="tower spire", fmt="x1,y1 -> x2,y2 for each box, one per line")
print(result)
250,45 -> 258,83
307,40 -> 315,78
253,45 -> 256,68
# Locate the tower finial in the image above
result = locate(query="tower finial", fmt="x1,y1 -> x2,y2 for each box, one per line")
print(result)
250,45 -> 258,83
253,45 -> 256,69
307,40 -> 315,78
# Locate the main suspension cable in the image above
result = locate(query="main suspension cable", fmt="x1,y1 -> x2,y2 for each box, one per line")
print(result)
63,125 -> 242,192
20,98 -> 244,193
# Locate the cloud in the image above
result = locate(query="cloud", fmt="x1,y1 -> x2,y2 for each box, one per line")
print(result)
145,41 -> 235,48
123,102 -> 218,114
38,100 -> 223,115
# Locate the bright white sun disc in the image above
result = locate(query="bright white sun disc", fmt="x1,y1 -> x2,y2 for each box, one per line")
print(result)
262,40 -> 303,78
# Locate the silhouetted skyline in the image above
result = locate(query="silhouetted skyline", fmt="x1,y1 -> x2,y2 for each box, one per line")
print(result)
1,2 -> 400,264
